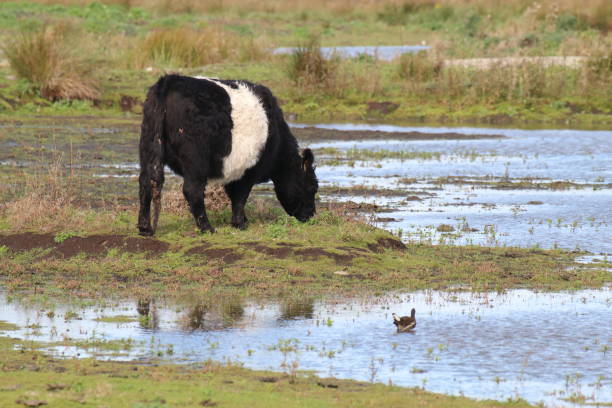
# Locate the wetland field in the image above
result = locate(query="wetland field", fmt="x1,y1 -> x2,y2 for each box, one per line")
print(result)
1,1 -> 612,407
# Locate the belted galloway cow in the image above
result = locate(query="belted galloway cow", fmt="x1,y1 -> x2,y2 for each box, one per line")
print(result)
138,74 -> 318,236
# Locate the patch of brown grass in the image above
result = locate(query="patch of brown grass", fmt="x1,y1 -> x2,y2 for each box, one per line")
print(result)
397,51 -> 443,83
288,36 -> 344,96
131,26 -> 268,68
2,24 -> 99,101
1,153 -> 116,233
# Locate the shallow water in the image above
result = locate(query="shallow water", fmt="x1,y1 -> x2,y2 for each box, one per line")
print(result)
273,45 -> 429,60
2,290 -> 610,407
304,124 -> 612,255
1,121 -> 610,254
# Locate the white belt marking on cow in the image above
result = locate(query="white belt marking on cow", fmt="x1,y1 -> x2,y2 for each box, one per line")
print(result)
195,76 -> 269,185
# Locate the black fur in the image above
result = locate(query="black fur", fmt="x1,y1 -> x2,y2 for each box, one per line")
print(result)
138,74 -> 318,236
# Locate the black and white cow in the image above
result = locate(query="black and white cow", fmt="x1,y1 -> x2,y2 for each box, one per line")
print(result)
137,74 -> 318,236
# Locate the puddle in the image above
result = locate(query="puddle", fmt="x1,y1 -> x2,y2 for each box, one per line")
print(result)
308,124 -> 612,255
273,45 -> 429,60
2,290 -> 610,407
1,120 -> 610,255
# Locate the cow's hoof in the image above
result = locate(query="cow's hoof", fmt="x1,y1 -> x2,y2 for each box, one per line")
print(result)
139,228 -> 154,237
199,226 -> 216,234
231,222 -> 247,230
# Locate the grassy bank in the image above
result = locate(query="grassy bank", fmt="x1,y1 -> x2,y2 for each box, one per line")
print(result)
0,336 -> 534,408
0,1 -> 610,126
1,200 -> 609,304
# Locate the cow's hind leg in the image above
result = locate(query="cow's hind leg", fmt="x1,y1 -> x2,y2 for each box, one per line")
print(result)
183,178 -> 215,233
224,180 -> 254,230
138,165 -> 165,236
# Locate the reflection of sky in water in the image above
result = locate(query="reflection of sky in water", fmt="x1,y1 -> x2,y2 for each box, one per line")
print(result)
273,45 -> 429,60
305,125 -> 612,254
2,290 -> 610,407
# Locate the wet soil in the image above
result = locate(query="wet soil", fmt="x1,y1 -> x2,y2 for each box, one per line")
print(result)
0,232 -> 401,266
366,237 -> 407,253
0,233 -> 169,257
185,245 -> 243,264
293,126 -> 504,141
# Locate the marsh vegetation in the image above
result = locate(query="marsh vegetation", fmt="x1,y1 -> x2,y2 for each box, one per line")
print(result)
0,1 -> 611,407
0,0 -> 610,124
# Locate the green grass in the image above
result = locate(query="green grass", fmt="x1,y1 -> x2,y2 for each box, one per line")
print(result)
0,205 -> 609,304
0,1 -> 610,126
0,335 -> 535,408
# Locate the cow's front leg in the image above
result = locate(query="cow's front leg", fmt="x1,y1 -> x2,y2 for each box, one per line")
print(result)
225,181 -> 254,230
183,179 -> 215,233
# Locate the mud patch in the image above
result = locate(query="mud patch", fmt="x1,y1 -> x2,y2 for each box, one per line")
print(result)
0,233 -> 55,251
367,237 -> 406,253
56,235 -> 169,257
0,233 -> 169,257
186,246 -> 242,264
294,247 -> 354,265
293,126 -> 504,142
367,101 -> 399,115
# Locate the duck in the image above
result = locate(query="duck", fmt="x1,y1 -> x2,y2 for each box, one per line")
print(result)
392,309 -> 416,332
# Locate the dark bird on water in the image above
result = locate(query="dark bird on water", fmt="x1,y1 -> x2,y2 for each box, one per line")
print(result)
392,309 -> 416,332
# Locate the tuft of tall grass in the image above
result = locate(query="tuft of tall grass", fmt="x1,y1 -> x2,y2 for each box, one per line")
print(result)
397,52 -> 442,82
1,153 -> 115,233
397,58 -> 610,107
2,25 -> 100,101
288,36 -> 342,95
131,27 -> 267,68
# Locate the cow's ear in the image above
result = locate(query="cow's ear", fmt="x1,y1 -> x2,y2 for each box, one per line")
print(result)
302,148 -> 314,170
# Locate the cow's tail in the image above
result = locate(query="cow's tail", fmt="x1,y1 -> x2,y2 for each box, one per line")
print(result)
138,75 -> 169,235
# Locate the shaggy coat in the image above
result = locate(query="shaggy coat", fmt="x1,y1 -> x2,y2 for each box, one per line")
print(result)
138,74 -> 318,236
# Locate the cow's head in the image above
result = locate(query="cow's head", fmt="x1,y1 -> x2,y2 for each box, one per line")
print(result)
274,148 -> 318,222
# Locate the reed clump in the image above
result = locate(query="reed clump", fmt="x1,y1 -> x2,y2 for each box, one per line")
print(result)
132,27 -> 267,68
397,52 -> 443,83
2,24 -> 100,101
398,57 -> 610,106
288,36 -> 343,96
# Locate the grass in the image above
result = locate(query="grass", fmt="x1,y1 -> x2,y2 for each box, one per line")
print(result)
131,26 -> 268,69
2,24 -> 99,101
0,198 -> 609,303
0,336 -> 535,408
0,1 -> 610,125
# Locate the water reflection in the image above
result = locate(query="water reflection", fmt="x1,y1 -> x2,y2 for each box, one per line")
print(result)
273,45 -> 429,60
2,290 -> 610,407
279,298 -> 315,320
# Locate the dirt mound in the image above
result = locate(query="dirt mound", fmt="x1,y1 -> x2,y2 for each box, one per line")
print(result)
241,242 -> 293,259
186,245 -> 242,264
0,233 -> 168,257
56,235 -> 169,257
294,247 -> 354,264
367,237 -> 406,253
0,232 -> 55,251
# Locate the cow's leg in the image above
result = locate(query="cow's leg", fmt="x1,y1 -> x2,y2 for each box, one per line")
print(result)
224,180 -> 254,230
183,178 -> 215,233
138,164 -> 164,236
